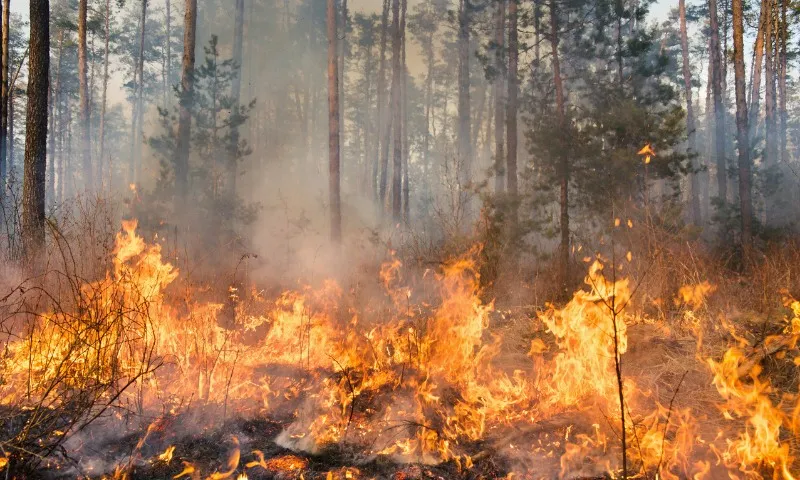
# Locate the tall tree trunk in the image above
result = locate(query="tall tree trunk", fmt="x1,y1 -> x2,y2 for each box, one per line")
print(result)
339,0 -> 347,181
709,0 -> 727,206
550,0 -> 569,296
457,0 -> 472,217
679,0 -> 700,225
493,0 -> 505,193
57,89 -> 64,203
162,0 -> 169,107
48,31 -> 63,208
615,0 -> 624,85
128,8 -> 142,185
166,0 -> 171,101
6,73 -> 12,175
732,0 -> 752,257
533,0 -> 541,70
99,0 -> 110,191
748,0 -> 768,140
778,0 -> 787,166
78,0 -> 93,191
0,0 -> 7,186
506,0 -> 518,198
421,19 -> 434,218
175,0 -> 197,210
390,0 -> 402,222
764,0 -> 777,223
704,38 -> 713,219
134,0 -> 147,184
327,0 -> 341,242
494,0 -> 506,193
22,0 -> 50,257
228,0 -> 245,201
401,0 -> 409,222
376,0 -> 390,206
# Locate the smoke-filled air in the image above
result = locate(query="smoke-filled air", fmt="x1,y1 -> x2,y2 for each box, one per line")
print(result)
2,0 -> 800,478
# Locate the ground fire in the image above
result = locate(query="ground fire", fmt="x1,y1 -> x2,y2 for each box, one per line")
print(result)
0,220 -> 797,478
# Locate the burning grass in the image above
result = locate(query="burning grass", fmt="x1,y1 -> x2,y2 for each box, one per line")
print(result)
0,220 -> 799,479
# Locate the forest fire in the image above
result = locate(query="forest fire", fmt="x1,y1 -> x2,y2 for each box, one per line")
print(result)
0,221 -> 797,479
2,0 -> 800,475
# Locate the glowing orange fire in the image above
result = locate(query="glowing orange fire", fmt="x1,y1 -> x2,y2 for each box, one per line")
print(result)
1,221 -> 798,478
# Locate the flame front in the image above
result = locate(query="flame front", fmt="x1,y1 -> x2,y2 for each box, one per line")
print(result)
1,221 -> 799,479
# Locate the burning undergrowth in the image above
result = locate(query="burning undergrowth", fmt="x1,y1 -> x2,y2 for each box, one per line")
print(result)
0,220 -> 799,479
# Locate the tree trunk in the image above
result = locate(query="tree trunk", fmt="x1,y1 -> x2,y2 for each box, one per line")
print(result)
99,0 -> 110,191
6,73 -> 12,175
493,0 -> 505,193
22,0 -> 49,257
421,18 -> 434,218
401,0 -> 409,223
748,0 -> 768,140
78,0 -> 92,191
550,0 -> 569,295
506,0 -> 518,198
228,0 -> 244,201
390,0 -> 402,222
764,0 -> 777,222
709,0 -> 727,206
339,0 -> 347,181
533,0 -> 541,70
0,0 -> 8,186
704,37 -> 713,219
48,30 -> 63,208
679,0 -> 700,225
57,87 -> 64,203
134,0 -> 147,184
175,0 -> 197,210
374,0 -> 389,204
361,48 -> 372,195
162,0 -> 169,107
732,0 -> 752,257
457,0 -> 472,217
778,0 -> 787,166
377,0 -> 391,207
327,0 -> 342,242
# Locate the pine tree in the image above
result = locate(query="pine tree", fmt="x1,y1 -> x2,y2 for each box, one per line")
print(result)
22,0 -> 50,257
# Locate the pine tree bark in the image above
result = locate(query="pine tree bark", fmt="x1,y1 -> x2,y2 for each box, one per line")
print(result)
377,0 -> 390,206
327,0 -> 342,242
134,0 -> 147,183
709,0 -> 727,207
778,0 -> 787,166
506,0 -> 518,197
401,0 -> 409,222
457,0 -> 472,216
493,0 -> 505,193
390,0 -> 402,222
175,0 -> 197,210
732,0 -> 752,257
228,0 -> 245,200
0,0 -> 8,186
22,0 -> 50,257
78,0 -> 93,191
99,0 -> 110,190
420,4 -> 435,219
339,0 -> 347,181
550,0 -> 569,295
679,0 -> 700,225
48,31 -> 63,207
764,0 -> 777,222
163,0 -> 170,107
748,0 -> 768,140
